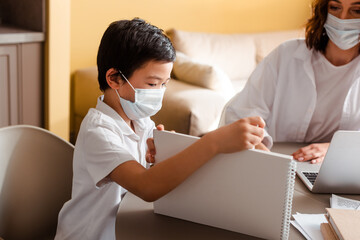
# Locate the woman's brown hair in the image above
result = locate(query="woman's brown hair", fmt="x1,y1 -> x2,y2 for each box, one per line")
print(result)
305,0 -> 330,52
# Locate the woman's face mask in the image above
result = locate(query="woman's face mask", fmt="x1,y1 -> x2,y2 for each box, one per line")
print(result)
115,70 -> 165,120
324,13 -> 360,50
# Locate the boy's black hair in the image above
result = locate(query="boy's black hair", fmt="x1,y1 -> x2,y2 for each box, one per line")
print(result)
97,18 -> 176,91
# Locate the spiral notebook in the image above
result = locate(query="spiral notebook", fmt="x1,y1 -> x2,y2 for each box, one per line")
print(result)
153,130 -> 297,240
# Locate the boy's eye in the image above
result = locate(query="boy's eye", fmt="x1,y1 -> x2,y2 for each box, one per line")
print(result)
148,82 -> 168,87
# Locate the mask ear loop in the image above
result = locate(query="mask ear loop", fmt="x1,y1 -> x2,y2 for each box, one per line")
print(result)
119,70 -> 136,92
114,88 -> 122,100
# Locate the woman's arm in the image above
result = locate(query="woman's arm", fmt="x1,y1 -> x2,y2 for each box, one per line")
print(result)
109,116 -> 265,202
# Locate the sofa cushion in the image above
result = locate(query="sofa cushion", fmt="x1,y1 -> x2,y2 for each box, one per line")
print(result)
167,29 -> 256,81
252,29 -> 304,63
172,52 -> 234,99
231,78 -> 248,93
152,79 -> 228,136
72,66 -> 102,118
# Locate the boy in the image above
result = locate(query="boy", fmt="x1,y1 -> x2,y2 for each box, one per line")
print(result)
55,18 -> 265,239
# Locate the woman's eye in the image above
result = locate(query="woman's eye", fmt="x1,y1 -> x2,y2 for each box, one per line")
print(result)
329,5 -> 340,11
148,83 -> 156,87
351,9 -> 360,17
162,82 -> 167,87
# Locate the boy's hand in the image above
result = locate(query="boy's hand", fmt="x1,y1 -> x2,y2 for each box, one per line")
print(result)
207,116 -> 265,154
146,124 -> 164,164
255,142 -> 270,151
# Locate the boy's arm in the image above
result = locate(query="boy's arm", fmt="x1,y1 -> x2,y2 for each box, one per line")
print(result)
109,116 -> 265,202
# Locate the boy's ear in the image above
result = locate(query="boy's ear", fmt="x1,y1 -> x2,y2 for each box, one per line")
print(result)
106,68 -> 121,89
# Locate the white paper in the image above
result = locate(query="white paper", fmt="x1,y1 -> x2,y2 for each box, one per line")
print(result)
292,213 -> 327,240
330,194 -> 360,209
293,195 -> 360,240
291,220 -> 312,240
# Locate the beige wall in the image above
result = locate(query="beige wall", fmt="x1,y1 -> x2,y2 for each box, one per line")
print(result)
47,0 -> 312,139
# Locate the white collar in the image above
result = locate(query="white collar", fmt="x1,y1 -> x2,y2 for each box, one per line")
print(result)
95,95 -> 147,139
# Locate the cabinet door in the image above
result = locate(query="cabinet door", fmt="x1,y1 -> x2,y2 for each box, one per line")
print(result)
20,43 -> 43,126
0,43 -> 43,128
0,45 -> 18,127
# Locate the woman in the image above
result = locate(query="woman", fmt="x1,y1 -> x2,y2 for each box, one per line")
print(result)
223,0 -> 360,163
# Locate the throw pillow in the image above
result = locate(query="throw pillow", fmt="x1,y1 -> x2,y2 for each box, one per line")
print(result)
167,29 -> 257,81
172,52 -> 234,99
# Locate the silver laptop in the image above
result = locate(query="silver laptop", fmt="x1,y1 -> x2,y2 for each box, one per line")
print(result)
296,130 -> 360,194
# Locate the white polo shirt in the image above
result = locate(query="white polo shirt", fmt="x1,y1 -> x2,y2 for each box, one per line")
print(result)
55,96 -> 155,240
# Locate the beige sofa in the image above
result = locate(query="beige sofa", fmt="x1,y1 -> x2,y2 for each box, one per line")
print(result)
71,28 -> 304,142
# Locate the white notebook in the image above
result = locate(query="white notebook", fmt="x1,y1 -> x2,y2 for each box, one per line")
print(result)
153,130 -> 297,240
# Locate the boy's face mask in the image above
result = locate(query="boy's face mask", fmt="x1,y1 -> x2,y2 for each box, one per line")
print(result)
114,70 -> 165,120
324,13 -> 360,50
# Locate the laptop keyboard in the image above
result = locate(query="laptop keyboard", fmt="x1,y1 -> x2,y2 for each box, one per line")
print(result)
303,172 -> 318,185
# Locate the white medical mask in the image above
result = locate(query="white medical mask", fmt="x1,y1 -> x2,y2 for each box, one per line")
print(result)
324,13 -> 360,50
115,71 -> 165,120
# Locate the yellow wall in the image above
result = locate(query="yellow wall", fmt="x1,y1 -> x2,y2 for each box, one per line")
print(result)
46,0 -> 70,140
70,0 -> 312,73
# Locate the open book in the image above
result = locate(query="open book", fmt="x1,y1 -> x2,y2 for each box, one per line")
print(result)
153,130 -> 297,240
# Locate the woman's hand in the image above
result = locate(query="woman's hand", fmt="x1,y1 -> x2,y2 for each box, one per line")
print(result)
146,124 -> 164,164
292,143 -> 330,164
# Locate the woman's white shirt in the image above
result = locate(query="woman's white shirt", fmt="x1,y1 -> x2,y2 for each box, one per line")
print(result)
305,50 -> 359,142
224,39 -> 360,148
55,96 -> 155,240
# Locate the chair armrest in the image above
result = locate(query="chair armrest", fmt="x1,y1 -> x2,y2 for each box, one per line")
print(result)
152,79 -> 227,136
